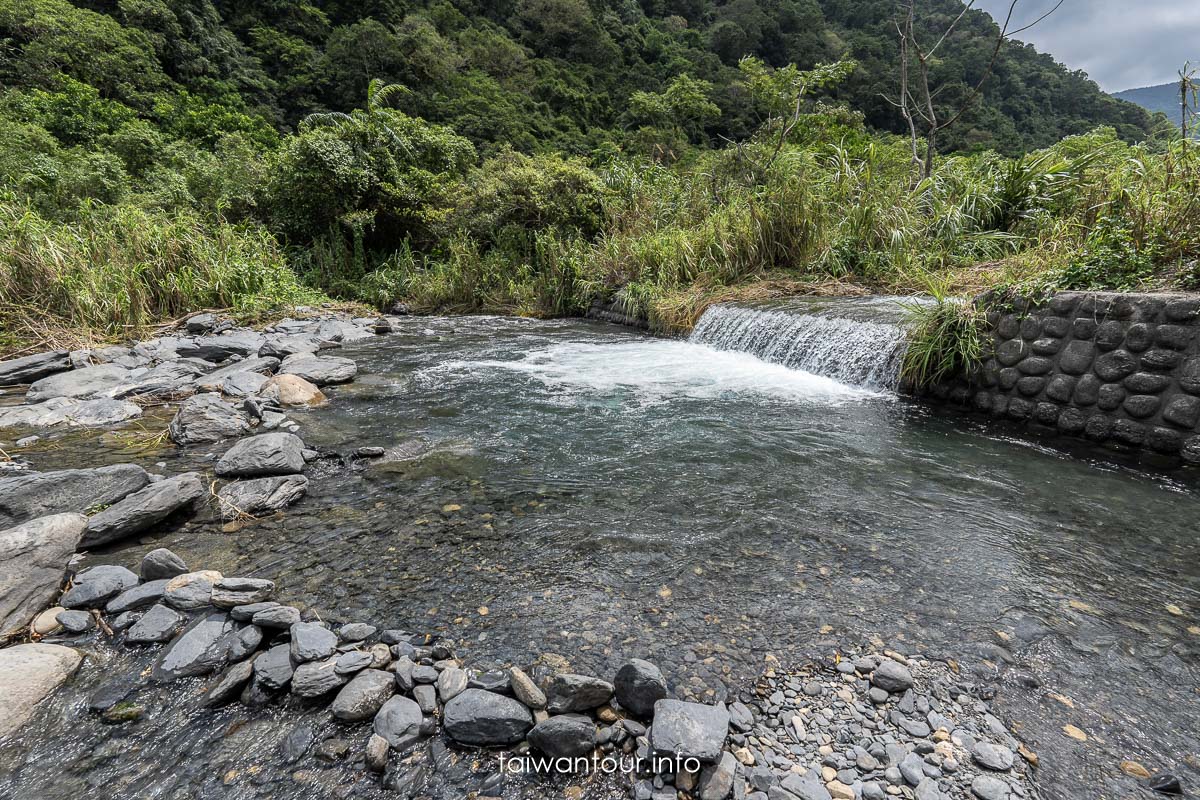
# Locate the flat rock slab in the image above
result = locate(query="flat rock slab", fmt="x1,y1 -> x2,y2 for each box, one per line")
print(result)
0,643 -> 83,738
81,472 -> 204,548
0,513 -> 87,638
0,351 -> 71,387
0,465 -> 149,528
0,397 -> 142,429
279,354 -> 357,386
196,357 -> 280,393
168,393 -> 250,445
177,332 -> 265,363
650,699 -> 730,762
59,565 -> 139,610
113,361 -> 203,400
215,433 -> 306,477
26,364 -> 132,403
217,475 -> 308,519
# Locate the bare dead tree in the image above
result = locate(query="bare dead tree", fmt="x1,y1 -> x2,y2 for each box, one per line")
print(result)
885,0 -> 1064,181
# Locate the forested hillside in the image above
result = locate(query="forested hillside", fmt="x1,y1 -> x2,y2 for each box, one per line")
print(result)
1115,83 -> 1185,123
0,0 -> 1194,352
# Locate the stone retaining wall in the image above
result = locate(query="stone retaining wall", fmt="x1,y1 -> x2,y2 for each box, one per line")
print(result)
932,290 -> 1200,463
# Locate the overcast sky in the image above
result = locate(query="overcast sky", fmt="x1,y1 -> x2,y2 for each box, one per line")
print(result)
974,0 -> 1199,92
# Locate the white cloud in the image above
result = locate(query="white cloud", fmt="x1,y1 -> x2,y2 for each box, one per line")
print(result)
973,0 -> 1200,91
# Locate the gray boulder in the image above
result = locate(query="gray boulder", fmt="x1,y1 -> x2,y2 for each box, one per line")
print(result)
279,353 -> 357,385
26,364 -> 131,403
112,361 -> 203,400
260,335 -> 322,359
528,714 -> 597,758
0,465 -> 148,528
545,673 -> 614,713
201,658 -> 255,708
220,371 -> 271,398
210,577 -> 275,608
0,514 -> 87,637
292,657 -> 348,698
152,612 -> 236,681
443,689 -> 533,746
217,475 -> 308,519
140,548 -> 188,580
215,433 -> 306,477
698,751 -> 737,800
437,666 -> 468,702
0,643 -> 83,738
195,356 -> 280,393
0,350 -> 71,387
81,472 -> 205,548
55,609 -> 94,633
0,397 -> 142,429
871,659 -> 914,694
373,695 -> 423,750
290,622 -> 337,663
650,700 -> 729,762
331,668 -> 395,721
253,643 -> 294,690
60,564 -> 139,609
163,570 -> 222,610
614,658 -> 668,718
168,393 -> 250,445
106,579 -> 169,614
125,603 -> 185,644
177,332 -> 265,362
252,605 -> 300,629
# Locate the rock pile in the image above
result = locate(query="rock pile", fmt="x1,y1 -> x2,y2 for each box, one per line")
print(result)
4,535 -> 1052,800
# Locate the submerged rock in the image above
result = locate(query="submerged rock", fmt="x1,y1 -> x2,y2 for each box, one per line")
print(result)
443,689 -> 533,746
0,643 -> 83,738
215,432 -> 306,477
0,513 -> 87,638
0,350 -> 71,387
81,473 -> 205,548
0,465 -> 148,528
217,475 -> 308,519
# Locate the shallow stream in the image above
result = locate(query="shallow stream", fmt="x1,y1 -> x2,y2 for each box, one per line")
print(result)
1,311 -> 1198,800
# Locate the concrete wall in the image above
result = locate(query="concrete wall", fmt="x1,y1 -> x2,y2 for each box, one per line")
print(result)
932,291 -> 1200,463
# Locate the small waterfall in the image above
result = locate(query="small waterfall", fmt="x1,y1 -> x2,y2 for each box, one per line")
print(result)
688,300 -> 911,391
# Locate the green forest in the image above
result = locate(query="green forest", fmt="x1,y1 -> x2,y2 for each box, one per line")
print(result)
0,0 -> 1196,350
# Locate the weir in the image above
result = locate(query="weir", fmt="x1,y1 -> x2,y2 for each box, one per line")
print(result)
688,297 -> 914,392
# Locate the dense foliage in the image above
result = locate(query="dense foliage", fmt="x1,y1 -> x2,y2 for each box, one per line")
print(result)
0,0 -> 1194,349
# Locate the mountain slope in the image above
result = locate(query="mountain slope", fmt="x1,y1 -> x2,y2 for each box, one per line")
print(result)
1114,82 -> 1184,120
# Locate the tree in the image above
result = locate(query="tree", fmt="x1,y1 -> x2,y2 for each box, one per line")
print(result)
889,0 -> 1064,180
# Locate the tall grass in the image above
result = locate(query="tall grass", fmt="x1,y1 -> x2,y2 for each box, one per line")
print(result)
0,197 -> 321,349
900,275 -> 990,389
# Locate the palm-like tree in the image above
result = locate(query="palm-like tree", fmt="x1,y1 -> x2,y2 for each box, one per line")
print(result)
300,78 -> 413,155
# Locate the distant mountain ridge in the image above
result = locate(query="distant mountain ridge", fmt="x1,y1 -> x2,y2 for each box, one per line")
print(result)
1114,82 -> 1185,120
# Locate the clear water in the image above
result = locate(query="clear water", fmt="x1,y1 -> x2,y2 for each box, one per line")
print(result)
1,311 -> 1198,800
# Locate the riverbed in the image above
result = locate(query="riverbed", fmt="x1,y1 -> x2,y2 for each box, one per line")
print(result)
1,313 -> 1198,800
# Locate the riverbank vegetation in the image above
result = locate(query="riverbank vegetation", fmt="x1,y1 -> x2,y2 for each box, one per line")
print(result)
0,0 -> 1196,351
